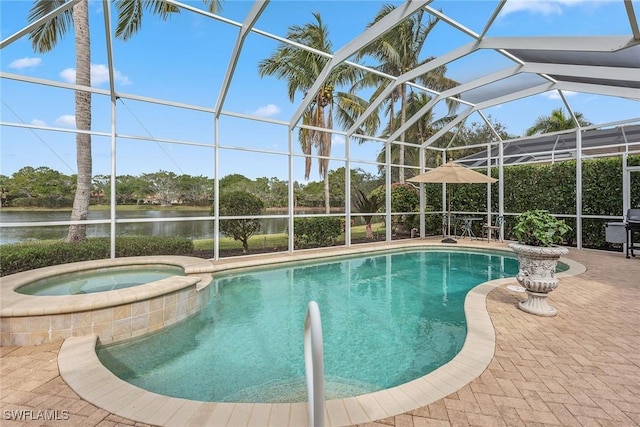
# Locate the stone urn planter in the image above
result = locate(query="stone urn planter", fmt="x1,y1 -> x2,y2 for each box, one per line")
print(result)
508,242 -> 568,316
509,210 -> 571,317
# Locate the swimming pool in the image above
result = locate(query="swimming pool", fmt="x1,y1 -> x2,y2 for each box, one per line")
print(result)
97,249 -> 519,403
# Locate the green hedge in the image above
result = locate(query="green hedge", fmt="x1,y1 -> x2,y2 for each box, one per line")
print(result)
0,236 -> 194,276
293,217 -> 343,248
369,183 -> 420,234
419,155 -> 640,248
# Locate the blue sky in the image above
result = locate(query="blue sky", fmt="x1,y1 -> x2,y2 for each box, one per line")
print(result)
1,0 -> 638,182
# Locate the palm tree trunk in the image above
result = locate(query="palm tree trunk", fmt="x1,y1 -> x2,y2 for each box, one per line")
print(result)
399,83 -> 407,183
323,171 -> 330,214
365,221 -> 373,239
322,115 -> 331,215
67,0 -> 92,243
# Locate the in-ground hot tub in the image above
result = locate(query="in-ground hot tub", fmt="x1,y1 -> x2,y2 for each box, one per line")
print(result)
0,256 -> 214,347
16,265 -> 187,296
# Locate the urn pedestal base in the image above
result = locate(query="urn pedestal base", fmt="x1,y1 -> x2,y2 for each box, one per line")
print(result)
518,290 -> 557,317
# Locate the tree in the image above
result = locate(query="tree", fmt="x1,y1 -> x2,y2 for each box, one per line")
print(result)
369,183 -> 420,235
455,116 -> 514,146
28,0 -> 91,241
376,91 -> 456,178
218,191 -> 264,254
258,12 -> 376,214
352,189 -> 383,238
10,167 -> 55,199
354,5 -> 459,183
174,174 -> 213,206
295,181 -> 324,207
7,166 -> 74,207
253,177 -> 288,207
115,174 -> 152,204
219,173 -> 252,193
436,116 -> 516,167
113,0 -> 222,41
0,175 -> 9,207
525,108 -> 592,136
92,174 -> 110,204
327,167 -> 381,208
142,171 -> 178,206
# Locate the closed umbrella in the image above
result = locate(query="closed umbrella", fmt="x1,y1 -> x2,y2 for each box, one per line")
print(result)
408,161 -> 498,243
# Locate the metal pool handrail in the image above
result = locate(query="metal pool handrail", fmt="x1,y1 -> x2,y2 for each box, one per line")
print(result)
304,301 -> 325,427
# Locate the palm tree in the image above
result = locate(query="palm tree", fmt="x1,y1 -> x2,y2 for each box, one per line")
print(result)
352,189 -> 383,239
525,108 -> 592,136
377,92 -> 456,179
113,0 -> 222,41
354,5 -> 459,183
28,0 -> 91,242
27,0 -> 222,242
258,12 -> 377,214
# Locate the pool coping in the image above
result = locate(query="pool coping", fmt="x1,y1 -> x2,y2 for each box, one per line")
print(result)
57,241 -> 585,427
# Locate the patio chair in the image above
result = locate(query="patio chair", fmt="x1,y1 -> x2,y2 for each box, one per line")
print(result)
442,214 -> 458,237
483,216 -> 503,242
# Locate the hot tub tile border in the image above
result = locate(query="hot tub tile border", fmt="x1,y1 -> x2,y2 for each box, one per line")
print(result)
0,256 -> 214,346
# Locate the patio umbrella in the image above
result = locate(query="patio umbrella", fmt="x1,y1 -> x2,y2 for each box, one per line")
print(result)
408,161 -> 498,243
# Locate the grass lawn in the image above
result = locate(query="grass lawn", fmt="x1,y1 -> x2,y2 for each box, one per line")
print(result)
194,222 -> 386,251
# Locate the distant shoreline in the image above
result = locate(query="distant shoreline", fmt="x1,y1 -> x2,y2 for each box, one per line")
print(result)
0,205 -> 346,213
267,206 -> 344,213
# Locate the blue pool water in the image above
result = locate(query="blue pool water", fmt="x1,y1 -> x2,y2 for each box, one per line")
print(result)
97,249 -> 519,402
17,265 -> 185,296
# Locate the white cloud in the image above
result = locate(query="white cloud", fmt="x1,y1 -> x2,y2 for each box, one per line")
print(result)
543,90 -> 577,100
9,57 -> 41,69
501,1 -> 562,16
91,64 -> 131,85
56,115 -> 76,128
252,104 -> 281,117
60,63 -> 131,86
332,134 -> 345,145
500,0 -> 592,17
60,68 -> 76,82
31,119 -> 46,127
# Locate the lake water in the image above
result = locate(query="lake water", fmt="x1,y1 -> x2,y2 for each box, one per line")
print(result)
0,209 -> 365,245
0,209 -> 277,245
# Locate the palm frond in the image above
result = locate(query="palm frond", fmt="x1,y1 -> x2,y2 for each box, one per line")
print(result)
114,0 -> 185,41
353,188 -> 383,217
28,0 -> 72,53
114,0 -> 143,41
202,0 -> 223,14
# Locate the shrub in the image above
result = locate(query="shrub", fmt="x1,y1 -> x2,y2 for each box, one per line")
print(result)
217,191 -> 264,253
512,210 -> 571,247
293,217 -> 342,248
0,236 -> 194,276
369,183 -> 419,235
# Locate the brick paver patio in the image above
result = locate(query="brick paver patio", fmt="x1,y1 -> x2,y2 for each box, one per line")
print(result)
1,244 -> 639,426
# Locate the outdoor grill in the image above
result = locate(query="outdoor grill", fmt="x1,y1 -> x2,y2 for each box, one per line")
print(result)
626,209 -> 640,259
